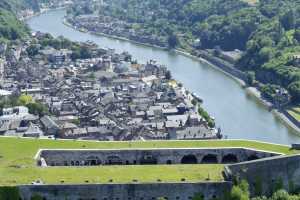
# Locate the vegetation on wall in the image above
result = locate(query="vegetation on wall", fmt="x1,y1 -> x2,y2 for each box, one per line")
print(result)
0,186 -> 20,200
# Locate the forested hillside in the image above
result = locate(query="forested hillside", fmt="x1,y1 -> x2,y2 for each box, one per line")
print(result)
0,0 -> 31,41
94,0 -> 300,103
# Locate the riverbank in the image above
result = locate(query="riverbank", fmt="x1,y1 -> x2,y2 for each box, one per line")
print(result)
22,7 -> 67,21
63,19 -> 247,87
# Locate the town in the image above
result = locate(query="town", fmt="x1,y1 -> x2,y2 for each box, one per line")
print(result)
0,32 -> 220,141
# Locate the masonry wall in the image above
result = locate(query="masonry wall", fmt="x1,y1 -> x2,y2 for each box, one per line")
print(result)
38,148 -> 279,166
225,155 -> 300,196
19,182 -> 232,200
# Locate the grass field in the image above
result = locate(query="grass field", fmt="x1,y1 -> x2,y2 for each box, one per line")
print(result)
287,106 -> 300,122
0,137 -> 295,186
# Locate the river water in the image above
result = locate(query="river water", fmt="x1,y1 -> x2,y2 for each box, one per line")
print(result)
27,9 -> 300,144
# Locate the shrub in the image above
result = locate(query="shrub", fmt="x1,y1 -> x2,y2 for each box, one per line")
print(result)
0,186 -> 20,200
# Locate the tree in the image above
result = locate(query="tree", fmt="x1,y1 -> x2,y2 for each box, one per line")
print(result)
230,180 -> 249,200
288,81 -> 300,102
271,190 -> 289,200
18,95 -> 33,106
246,71 -> 256,86
192,193 -> 204,200
168,33 -> 179,49
280,10 -> 295,30
26,102 -> 49,117
165,70 -> 172,80
26,45 -> 39,57
198,106 -> 215,128
294,29 -> 300,42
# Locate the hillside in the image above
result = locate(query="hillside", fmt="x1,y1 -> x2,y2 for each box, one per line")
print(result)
0,8 -> 28,41
0,0 -> 30,41
0,0 -> 39,13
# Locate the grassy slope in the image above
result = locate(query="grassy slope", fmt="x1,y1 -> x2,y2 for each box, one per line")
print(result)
0,137 -> 296,186
287,106 -> 300,122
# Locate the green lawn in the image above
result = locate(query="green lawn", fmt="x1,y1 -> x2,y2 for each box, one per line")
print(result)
0,137 -> 295,186
287,106 -> 300,122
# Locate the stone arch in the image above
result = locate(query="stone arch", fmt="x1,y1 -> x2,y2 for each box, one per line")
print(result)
201,154 -> 218,164
106,155 -> 122,165
181,154 -> 198,164
222,154 -> 238,163
248,154 -> 259,161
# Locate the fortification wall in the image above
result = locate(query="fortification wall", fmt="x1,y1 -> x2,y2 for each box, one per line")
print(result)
38,148 -> 279,166
19,182 -> 232,200
225,155 -> 300,196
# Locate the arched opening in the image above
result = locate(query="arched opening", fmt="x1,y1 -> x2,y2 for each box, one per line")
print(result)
248,155 -> 259,161
75,161 -> 80,166
201,154 -> 218,164
166,160 -> 172,164
71,161 -> 75,166
107,155 -> 122,165
222,154 -> 238,163
140,155 -> 157,165
181,155 -> 198,164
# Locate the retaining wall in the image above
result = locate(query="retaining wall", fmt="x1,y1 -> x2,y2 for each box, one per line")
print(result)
19,182 -> 232,200
37,148 -> 279,166
225,155 -> 300,196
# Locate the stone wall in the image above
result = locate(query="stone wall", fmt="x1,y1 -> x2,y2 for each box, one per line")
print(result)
37,148 -> 280,167
19,182 -> 232,200
225,155 -> 300,196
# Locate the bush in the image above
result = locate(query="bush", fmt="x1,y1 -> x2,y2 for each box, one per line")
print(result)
271,190 -> 289,200
31,194 -> 43,200
198,106 -> 215,128
0,186 -> 20,200
230,180 -> 250,200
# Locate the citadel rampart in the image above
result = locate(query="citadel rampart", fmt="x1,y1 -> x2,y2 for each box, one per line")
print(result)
225,154 -> 300,196
3,139 -> 299,200
19,182 -> 232,200
37,148 -> 280,166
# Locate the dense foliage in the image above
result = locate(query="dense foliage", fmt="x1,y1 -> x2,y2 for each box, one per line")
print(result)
0,7 -> 28,41
0,0 -> 31,41
0,95 -> 49,117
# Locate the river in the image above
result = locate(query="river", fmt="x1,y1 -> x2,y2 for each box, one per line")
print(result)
26,9 -> 300,144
